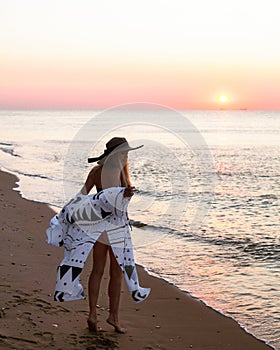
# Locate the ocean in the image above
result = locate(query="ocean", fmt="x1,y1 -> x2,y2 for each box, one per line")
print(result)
0,108 -> 279,349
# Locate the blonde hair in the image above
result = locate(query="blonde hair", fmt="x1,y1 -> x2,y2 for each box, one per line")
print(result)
121,163 -> 132,187
97,156 -> 132,188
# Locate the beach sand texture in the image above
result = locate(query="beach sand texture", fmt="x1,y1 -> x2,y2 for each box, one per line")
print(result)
0,169 -> 273,350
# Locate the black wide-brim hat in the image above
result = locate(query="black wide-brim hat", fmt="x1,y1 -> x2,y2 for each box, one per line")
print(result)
88,137 -> 143,163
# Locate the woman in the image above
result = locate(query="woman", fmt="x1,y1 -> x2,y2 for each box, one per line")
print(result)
81,137 -> 143,333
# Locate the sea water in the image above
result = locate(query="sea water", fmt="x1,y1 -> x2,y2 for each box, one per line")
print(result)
0,109 -> 279,348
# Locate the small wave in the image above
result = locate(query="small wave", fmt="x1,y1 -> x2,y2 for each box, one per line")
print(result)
258,194 -> 278,200
130,220 -> 147,228
130,219 -> 178,236
131,218 -> 252,247
133,189 -> 154,197
0,142 -> 13,146
21,172 -> 52,180
16,170 -> 59,181
2,166 -> 59,182
187,230 -> 280,263
132,220 -> 280,264
243,243 -> 280,262
0,146 -> 21,158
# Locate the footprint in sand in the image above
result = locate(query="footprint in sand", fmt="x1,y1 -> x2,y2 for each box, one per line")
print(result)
78,334 -> 118,349
68,333 -> 78,346
15,290 -> 32,297
0,334 -> 38,349
33,331 -> 54,345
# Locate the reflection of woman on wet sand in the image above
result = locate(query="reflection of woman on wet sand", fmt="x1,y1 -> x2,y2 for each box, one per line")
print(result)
81,137 -> 143,333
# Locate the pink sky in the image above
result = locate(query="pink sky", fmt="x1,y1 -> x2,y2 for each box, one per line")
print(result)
1,1 -> 280,110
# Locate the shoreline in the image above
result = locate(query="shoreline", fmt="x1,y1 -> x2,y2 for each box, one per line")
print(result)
0,168 -> 274,350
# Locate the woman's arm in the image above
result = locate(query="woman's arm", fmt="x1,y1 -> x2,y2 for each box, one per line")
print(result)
80,166 -> 98,194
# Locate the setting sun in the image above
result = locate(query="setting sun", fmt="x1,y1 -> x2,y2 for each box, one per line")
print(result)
219,95 -> 229,103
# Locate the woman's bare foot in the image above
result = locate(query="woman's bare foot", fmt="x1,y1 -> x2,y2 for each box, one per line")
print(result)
106,318 -> 127,334
87,318 -> 98,332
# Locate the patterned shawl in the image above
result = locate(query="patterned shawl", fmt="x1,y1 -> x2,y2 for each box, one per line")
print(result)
46,187 -> 150,303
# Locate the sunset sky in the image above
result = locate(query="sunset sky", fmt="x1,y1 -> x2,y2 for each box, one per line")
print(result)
1,0 -> 280,110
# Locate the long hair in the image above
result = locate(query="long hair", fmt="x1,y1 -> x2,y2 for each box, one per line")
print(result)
98,155 -> 132,188
121,162 -> 132,187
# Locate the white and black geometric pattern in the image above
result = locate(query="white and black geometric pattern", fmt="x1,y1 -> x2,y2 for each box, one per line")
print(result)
46,187 -> 151,303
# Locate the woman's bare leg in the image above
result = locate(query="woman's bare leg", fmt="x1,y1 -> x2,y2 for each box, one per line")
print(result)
106,247 -> 126,333
88,241 -> 108,331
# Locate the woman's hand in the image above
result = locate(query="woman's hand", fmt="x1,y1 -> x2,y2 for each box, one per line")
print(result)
124,186 -> 136,197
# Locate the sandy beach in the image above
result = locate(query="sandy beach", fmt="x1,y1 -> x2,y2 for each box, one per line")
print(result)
0,169 -> 274,350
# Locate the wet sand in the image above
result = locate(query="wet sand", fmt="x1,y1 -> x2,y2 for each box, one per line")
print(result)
0,169 -> 273,350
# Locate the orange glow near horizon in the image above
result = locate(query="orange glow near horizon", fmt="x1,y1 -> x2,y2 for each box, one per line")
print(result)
1,56 -> 279,110
0,1 -> 280,110
1,56 -> 280,110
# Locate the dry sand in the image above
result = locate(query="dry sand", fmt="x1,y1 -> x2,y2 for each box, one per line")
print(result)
0,169 -> 273,350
